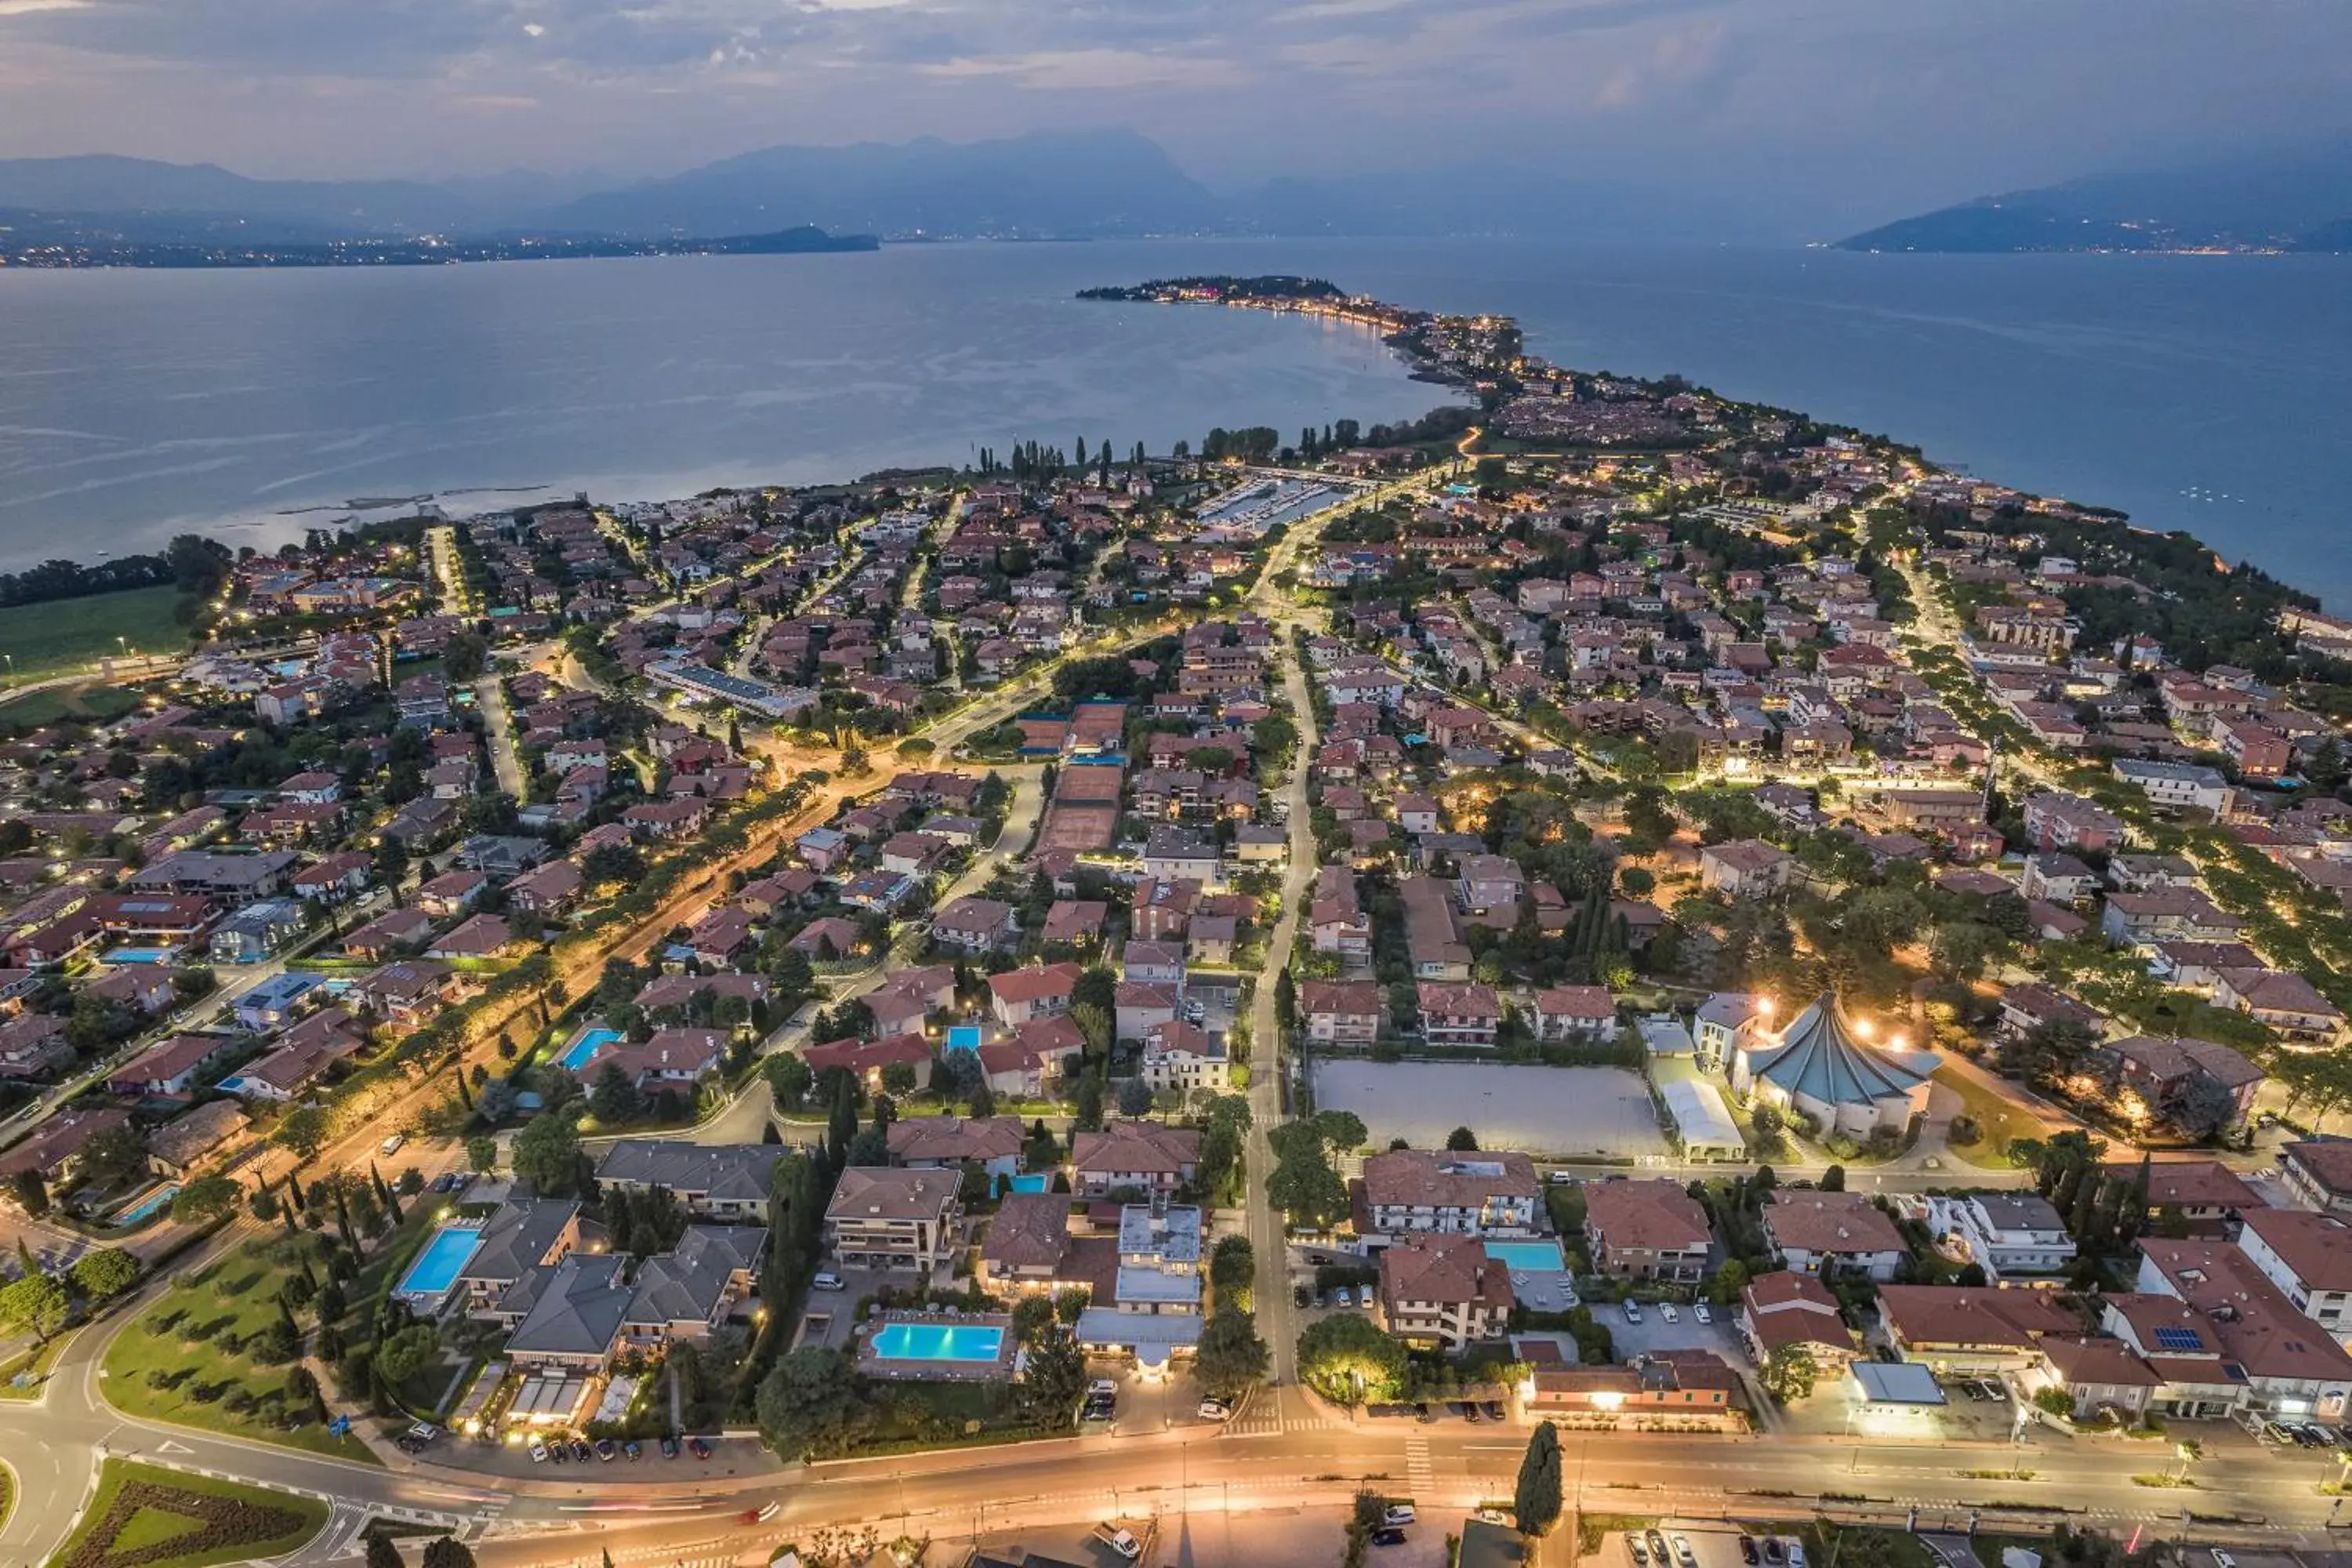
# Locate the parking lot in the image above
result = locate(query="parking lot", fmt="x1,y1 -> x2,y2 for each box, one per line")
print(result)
1604,1301 -> 1744,1364
1311,1060 -> 1668,1157
1599,1522 -> 1802,1568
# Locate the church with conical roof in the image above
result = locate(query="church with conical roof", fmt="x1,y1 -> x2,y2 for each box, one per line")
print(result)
1730,995 -> 1940,1139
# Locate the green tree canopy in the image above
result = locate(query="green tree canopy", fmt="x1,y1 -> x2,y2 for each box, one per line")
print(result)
1514,1419 -> 1565,1537
1297,1312 -> 1407,1404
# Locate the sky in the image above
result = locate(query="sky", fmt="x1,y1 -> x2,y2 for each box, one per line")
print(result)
0,0 -> 2347,224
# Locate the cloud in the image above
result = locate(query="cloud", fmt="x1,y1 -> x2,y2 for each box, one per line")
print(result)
0,0 -> 2343,230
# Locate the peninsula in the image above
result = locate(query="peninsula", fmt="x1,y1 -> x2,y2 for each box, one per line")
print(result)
2,274 -> 2350,1568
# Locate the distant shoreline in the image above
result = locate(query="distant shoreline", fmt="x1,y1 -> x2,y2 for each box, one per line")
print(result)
0,224 -> 878,271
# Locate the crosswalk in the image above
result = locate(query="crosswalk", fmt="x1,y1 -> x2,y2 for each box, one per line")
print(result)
1406,1436 -> 1435,1498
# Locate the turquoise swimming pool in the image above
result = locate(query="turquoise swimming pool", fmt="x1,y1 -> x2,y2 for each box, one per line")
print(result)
396,1225 -> 485,1301
558,1026 -> 622,1073
946,1025 -> 982,1054
1007,1173 -> 1049,1194
870,1323 -> 1004,1362
1486,1240 -> 1567,1272
111,1183 -> 180,1226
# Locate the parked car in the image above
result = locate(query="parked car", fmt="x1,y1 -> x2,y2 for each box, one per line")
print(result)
1762,1539 -> 1784,1565
593,1439 -> 616,1461
622,1440 -> 641,1461
548,1443 -> 568,1464
1372,1530 -> 1409,1548
688,1436 -> 712,1460
1462,1402 -> 1483,1424
1091,1525 -> 1142,1560
571,1440 -> 592,1462
1671,1535 -> 1696,1567
1740,1538 -> 1759,1565
1090,1378 -> 1119,1397
1482,1401 -> 1506,1422
1384,1504 -> 1417,1526
660,1435 -> 681,1459
528,1439 -> 549,1463
1624,1301 -> 1642,1324
811,1272 -> 844,1291
1660,1303 -> 1679,1325
1788,1543 -> 1808,1568
2211,1552 -> 2238,1568
1961,1381 -> 1987,1402
1198,1399 -> 1232,1421
379,1134 -> 404,1156
1630,1537 -> 1650,1566
1693,1303 -> 1713,1325
1294,1285 -> 1312,1308
1646,1530 -> 1671,1565
1415,1403 -> 1437,1424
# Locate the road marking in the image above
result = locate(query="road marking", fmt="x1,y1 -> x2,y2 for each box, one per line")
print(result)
156,1439 -> 194,1455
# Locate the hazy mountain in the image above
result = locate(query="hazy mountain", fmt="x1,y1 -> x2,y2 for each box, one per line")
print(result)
1838,138 -> 2352,252
1221,166 -> 1803,246
529,129 -> 1226,238
0,154 -> 493,234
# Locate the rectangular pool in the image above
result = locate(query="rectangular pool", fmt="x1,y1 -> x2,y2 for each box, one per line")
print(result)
111,1183 -> 180,1226
557,1026 -> 622,1073
396,1225 -> 485,1302
1486,1240 -> 1567,1272
1007,1173 -> 1049,1194
870,1323 -> 1004,1363
946,1025 -> 982,1054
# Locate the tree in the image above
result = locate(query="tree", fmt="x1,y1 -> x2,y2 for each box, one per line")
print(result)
764,1052 -> 814,1108
1116,1076 -> 1154,1119
1019,1325 -> 1089,1426
755,1346 -> 870,1460
172,1174 -> 242,1226
466,1135 -> 499,1173
1820,1164 -> 1846,1192
0,1272 -> 70,1339
1209,1234 -> 1256,1309
1759,1342 -> 1819,1403
589,1062 -> 644,1124
1297,1312 -> 1407,1404
366,1536 -> 405,1568
880,1061 -> 917,1097
1513,1419 -> 1565,1537
67,1248 -> 140,1302
374,1323 -> 441,1385
274,1105 -> 329,1162
1445,1125 -> 1479,1152
1072,1066 -> 1106,1133
8,1170 -> 48,1218
511,1111 -> 584,1196
420,1538 -> 476,1568
1195,1308 -> 1271,1400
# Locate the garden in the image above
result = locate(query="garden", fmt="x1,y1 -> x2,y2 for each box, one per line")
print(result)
44,1459 -> 326,1568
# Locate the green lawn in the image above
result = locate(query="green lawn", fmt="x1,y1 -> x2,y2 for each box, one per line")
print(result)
100,1236 -> 379,1465
1933,1066 -> 2047,1171
0,586 -> 187,681
0,682 -> 143,729
45,1459 -> 326,1568
0,1324 -> 78,1399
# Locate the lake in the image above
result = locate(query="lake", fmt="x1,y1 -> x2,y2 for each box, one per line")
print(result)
2,239 -> 2347,605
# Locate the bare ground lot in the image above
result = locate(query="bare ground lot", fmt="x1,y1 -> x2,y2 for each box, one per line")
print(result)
1311,1060 -> 1668,1158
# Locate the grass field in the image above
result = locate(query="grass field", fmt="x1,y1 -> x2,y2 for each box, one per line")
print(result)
101,1236 -> 379,1465
0,1324 -> 77,1400
44,1459 -> 325,1568
0,682 -> 144,730
1933,1065 -> 2049,1171
0,586 -> 186,682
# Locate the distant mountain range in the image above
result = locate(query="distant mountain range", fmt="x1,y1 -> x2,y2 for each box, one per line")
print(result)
1837,139 -> 2352,253
0,129 -> 1796,258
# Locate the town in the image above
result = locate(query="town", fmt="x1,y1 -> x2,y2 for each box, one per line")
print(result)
3,278 -> 2352,1568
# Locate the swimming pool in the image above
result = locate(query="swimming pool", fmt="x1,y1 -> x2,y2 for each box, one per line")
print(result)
1007,1173 -> 1049,1194
1485,1240 -> 1567,1272
946,1025 -> 982,1054
103,947 -> 175,966
396,1225 -> 485,1302
869,1323 -> 1005,1363
557,1026 -> 622,1073
111,1183 -> 180,1226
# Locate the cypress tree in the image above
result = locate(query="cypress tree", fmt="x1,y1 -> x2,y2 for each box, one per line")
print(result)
1513,1419 -> 1564,1537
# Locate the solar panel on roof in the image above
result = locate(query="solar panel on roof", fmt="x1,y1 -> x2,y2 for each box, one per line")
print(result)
2154,1326 -> 2204,1351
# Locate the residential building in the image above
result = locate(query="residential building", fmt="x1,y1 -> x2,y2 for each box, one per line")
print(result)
1928,1193 -> 2078,1283
823,1167 -> 960,1273
1360,1149 -> 1541,1238
1378,1232 -> 1515,1348
1583,1178 -> 1711,1281
1761,1191 -> 1907,1282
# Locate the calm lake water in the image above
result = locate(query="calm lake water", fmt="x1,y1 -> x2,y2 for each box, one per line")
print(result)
2,239 -> 2347,604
